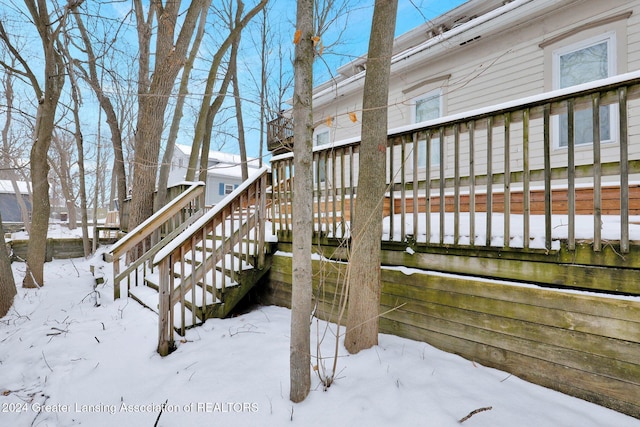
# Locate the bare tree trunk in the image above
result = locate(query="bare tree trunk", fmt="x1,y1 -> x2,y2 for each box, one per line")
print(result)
258,7 -> 268,169
155,0 -> 211,210
22,6 -> 69,288
186,0 -> 268,182
232,56 -> 248,181
290,0 -> 314,403
345,0 -> 398,354
72,10 -> 128,228
128,1 -> 208,241
199,63 -> 234,183
0,211 -> 16,317
229,8 -> 248,182
1,2 -> 83,287
68,68 -> 91,256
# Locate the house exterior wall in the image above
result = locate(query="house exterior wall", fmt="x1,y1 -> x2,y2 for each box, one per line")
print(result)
311,0 -> 640,186
205,174 -> 241,205
0,193 -> 31,223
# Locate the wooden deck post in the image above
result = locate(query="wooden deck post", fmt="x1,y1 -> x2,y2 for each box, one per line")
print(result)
157,257 -> 172,356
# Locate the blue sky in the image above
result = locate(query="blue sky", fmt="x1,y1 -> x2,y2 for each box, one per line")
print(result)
311,0 -> 468,84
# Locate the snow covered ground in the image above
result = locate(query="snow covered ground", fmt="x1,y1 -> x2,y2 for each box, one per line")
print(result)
2,246 -> 639,427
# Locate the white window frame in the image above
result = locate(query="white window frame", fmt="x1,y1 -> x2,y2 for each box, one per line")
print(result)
552,32 -> 617,149
224,183 -> 234,195
411,89 -> 443,168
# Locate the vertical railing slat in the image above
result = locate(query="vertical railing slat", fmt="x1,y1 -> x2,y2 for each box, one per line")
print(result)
592,94 -> 602,252
323,150 -> 329,235
468,121 -> 476,247
339,147 -> 346,238
388,140 -> 395,240
486,117 -> 493,247
619,87 -> 630,254
543,104 -> 552,251
349,145 -> 355,234
400,137 -> 407,242
425,131 -> 432,244
221,207 -> 227,295
454,124 -> 460,245
179,245 -> 186,336
412,132 -> 420,240
212,216 -> 218,302
504,112 -> 511,248
314,151 -> 321,234
567,100 -> 576,251
157,258 -> 170,356
439,127 -> 445,245
523,109 -> 530,249
332,148 -> 338,236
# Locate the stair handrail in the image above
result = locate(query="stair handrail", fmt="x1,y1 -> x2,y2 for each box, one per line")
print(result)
155,167 -> 270,355
111,182 -> 206,299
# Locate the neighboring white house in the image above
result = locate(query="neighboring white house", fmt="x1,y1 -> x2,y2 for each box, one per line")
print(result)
302,0 -> 640,184
0,180 -> 31,224
168,144 -> 260,206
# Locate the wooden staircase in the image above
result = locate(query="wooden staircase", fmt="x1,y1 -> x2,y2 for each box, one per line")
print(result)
110,168 -> 273,356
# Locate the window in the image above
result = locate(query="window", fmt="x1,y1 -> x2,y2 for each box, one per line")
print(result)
413,89 -> 442,167
553,33 -> 616,147
314,128 -> 330,183
218,183 -> 234,195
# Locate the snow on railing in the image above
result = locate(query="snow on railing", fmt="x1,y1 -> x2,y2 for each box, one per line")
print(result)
111,182 -> 206,300
270,73 -> 640,253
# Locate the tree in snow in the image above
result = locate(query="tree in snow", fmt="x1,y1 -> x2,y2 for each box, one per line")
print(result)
345,0 -> 398,354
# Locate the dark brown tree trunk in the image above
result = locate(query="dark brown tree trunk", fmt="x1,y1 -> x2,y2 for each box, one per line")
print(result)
0,1 -> 83,288
155,0 -> 211,211
0,211 -> 17,318
345,0 -> 398,354
128,1 -> 208,243
23,37 -> 66,287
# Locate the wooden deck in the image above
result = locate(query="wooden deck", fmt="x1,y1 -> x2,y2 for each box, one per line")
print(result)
265,74 -> 640,419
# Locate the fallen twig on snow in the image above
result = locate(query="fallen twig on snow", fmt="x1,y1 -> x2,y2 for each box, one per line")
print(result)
41,351 -> 53,372
459,406 -> 492,423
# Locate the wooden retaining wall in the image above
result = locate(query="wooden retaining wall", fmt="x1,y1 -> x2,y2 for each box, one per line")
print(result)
9,237 -> 111,261
258,253 -> 640,419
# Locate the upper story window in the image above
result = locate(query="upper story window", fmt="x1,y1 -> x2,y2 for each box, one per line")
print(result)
314,127 -> 330,183
315,129 -> 330,147
412,89 -> 442,167
553,32 -> 616,147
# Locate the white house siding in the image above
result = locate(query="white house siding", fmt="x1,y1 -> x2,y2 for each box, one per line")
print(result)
311,0 -> 640,189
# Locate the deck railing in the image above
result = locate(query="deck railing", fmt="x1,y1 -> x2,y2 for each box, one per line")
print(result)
110,183 -> 206,299
270,71 -> 640,254
154,167 -> 270,355
267,115 -> 294,153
